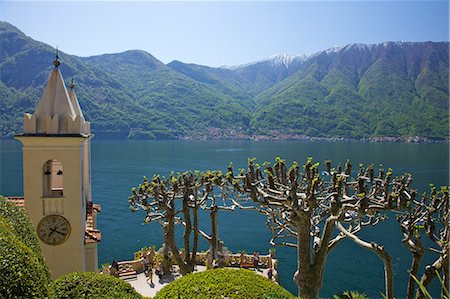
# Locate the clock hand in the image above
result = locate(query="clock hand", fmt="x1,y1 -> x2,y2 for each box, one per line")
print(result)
48,228 -> 56,237
54,229 -> 65,237
48,227 -> 59,237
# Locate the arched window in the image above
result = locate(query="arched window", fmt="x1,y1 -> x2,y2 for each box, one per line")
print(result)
43,160 -> 63,197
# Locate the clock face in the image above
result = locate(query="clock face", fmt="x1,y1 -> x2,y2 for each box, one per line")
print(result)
37,215 -> 71,245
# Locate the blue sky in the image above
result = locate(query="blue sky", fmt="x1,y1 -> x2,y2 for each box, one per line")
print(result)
1,1 -> 448,67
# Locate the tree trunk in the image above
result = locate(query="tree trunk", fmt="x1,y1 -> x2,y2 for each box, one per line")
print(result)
182,194 -> 192,268
294,271 -> 320,299
379,247 -> 395,299
210,207 -> 219,260
166,209 -> 190,275
443,252 -> 449,299
161,224 -> 172,274
293,212 -> 321,299
407,251 -> 424,299
313,215 -> 340,291
191,203 -> 199,272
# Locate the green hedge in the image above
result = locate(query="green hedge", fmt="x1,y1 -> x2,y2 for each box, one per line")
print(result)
154,268 -> 296,299
0,196 -> 52,298
52,272 -> 143,299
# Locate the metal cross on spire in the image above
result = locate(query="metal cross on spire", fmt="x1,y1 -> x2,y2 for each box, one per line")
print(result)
54,46 -> 60,67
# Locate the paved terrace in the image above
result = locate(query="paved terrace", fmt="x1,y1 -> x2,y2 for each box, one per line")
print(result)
127,266 -> 276,298
110,253 -> 279,298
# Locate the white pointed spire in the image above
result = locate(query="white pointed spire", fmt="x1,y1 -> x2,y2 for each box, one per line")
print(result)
68,78 -> 85,120
34,67 -> 76,119
23,53 -> 91,136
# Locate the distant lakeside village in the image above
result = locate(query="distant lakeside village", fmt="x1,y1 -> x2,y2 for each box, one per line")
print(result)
179,127 -> 444,143
3,128 -> 445,142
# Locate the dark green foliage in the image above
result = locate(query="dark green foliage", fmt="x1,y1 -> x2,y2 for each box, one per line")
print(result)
51,272 -> 143,299
154,268 -> 296,299
1,21 -> 448,140
332,290 -> 368,299
0,196 -> 52,298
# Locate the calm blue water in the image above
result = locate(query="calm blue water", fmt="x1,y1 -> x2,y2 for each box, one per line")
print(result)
1,139 -> 448,298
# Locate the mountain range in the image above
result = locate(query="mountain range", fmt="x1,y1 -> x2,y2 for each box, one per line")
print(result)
0,21 -> 448,140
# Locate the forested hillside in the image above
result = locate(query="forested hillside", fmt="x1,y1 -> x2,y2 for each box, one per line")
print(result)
1,21 -> 448,140
0,22 -> 250,139
251,43 -> 449,139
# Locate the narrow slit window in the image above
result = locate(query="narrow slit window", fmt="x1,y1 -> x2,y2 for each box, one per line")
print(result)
43,160 -> 63,197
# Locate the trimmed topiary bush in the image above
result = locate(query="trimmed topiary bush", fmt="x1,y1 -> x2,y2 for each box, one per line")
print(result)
0,196 -> 52,298
154,268 -> 296,299
52,272 -> 143,299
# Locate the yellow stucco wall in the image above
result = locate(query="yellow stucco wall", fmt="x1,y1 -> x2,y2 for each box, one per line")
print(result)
85,243 -> 98,272
16,135 -> 92,278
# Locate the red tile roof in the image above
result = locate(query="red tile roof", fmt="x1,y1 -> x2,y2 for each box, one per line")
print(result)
6,196 -> 25,207
85,228 -> 101,244
85,202 -> 101,244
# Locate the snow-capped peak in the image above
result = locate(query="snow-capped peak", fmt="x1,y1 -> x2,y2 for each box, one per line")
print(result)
262,53 -> 310,68
325,45 -> 343,54
221,53 -> 309,70
321,41 -> 417,56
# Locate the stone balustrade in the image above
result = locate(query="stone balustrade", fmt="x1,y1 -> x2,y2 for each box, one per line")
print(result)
109,251 -> 277,282
118,258 -> 145,274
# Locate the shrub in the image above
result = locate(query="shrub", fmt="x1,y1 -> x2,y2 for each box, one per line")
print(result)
52,272 -> 143,299
154,268 -> 296,299
333,290 -> 368,299
0,196 -> 47,263
0,196 -> 52,298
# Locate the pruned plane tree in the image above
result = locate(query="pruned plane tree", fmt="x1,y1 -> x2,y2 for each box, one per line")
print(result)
397,185 -> 449,299
227,157 -> 419,299
128,170 -> 236,275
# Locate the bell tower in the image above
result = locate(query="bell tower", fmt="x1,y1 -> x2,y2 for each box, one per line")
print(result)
15,53 -> 101,278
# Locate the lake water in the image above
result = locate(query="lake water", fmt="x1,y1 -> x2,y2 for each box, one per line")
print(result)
1,139 -> 448,297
